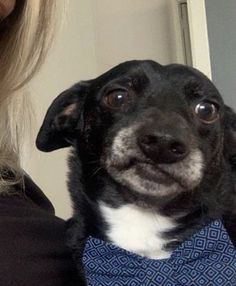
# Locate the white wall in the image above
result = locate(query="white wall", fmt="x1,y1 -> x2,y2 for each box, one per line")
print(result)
92,0 -> 175,73
25,0 -> 175,219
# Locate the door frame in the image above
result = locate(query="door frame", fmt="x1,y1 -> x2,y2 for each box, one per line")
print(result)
170,0 -> 212,79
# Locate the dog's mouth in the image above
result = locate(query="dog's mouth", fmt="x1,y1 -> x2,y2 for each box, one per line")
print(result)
108,158 -> 182,186
132,161 -> 177,185
104,149 -> 204,196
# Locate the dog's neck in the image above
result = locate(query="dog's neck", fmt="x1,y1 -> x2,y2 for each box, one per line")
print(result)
95,177 -> 228,258
80,176 -> 202,257
70,154 -> 234,258
99,201 -> 177,259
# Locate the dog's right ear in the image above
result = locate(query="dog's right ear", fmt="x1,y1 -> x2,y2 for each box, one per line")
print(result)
36,83 -> 88,152
224,105 -> 236,168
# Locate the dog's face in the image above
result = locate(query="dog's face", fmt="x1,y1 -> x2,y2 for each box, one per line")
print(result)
36,60 -> 236,199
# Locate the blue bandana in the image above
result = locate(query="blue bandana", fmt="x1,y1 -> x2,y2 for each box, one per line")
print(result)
83,220 -> 236,285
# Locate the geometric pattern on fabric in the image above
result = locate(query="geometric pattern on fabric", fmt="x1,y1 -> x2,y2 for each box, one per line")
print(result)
83,220 -> 236,285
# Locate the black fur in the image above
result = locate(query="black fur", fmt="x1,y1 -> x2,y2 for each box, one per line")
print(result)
36,60 -> 236,284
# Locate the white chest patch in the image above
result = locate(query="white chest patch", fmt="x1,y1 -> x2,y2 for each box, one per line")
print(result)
99,202 -> 176,259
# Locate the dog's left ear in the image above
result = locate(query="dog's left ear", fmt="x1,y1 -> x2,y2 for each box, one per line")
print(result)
36,83 -> 88,152
224,105 -> 236,167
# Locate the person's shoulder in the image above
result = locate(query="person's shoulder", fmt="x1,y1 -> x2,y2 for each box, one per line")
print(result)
0,173 -> 57,220
0,174 -> 79,286
23,174 -> 56,214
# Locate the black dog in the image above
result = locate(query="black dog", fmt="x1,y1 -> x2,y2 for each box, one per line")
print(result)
36,60 -> 236,283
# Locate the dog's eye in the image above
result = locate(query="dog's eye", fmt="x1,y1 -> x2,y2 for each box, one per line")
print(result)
195,102 -> 219,123
103,90 -> 131,109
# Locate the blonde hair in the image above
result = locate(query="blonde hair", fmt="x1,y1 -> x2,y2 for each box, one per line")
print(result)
0,0 -> 59,190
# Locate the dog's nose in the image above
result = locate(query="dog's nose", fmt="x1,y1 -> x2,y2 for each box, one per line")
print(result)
138,132 -> 189,164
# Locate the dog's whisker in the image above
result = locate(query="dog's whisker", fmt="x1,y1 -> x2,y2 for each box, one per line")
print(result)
86,160 -> 99,165
90,167 -> 103,178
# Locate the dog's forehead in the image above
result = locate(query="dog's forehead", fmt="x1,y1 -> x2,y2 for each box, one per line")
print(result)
90,60 -> 213,90
90,60 -> 162,87
86,60 -> 223,106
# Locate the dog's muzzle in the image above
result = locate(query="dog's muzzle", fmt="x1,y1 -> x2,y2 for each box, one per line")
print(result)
104,110 -> 204,196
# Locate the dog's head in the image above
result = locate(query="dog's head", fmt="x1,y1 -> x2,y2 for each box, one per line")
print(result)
36,60 -> 236,200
